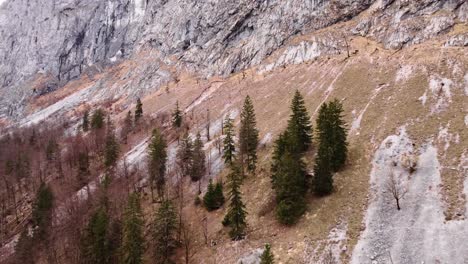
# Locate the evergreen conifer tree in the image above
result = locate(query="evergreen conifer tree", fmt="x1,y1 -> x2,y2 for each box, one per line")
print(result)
203,180 -> 225,211
326,99 -> 348,171
134,98 -> 143,123
81,207 -> 112,264
312,99 -> 348,195
239,95 -> 259,174
148,128 -> 167,200
222,116 -> 236,166
176,132 -> 193,177
14,230 -> 33,264
77,151 -> 90,184
260,244 -> 274,264
122,111 -> 133,144
91,109 -> 105,130
190,133 -> 206,182
121,193 -> 144,264
83,110 -> 89,132
203,179 -> 217,211
312,146 -> 333,196
152,199 -> 178,264
286,90 -> 312,154
172,101 -> 183,128
272,152 -> 307,225
269,91 -> 311,225
223,164 -> 247,240
32,183 -> 54,239
213,181 -> 225,208
104,118 -> 120,169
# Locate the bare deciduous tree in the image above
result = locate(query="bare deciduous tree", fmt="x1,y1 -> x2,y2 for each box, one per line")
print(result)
181,221 -> 196,264
385,172 -> 407,211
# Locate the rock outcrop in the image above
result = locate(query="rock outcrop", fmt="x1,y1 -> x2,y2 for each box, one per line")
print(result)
0,0 -> 465,120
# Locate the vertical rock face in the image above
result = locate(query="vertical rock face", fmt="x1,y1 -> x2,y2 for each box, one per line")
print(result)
0,0 -> 374,117
0,0 -> 374,87
0,0 -> 465,119
0,0 -> 144,87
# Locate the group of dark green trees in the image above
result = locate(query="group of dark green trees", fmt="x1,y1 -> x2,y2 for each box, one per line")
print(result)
71,90 -> 346,262
271,91 -> 348,225
15,183 -> 54,264
218,95 -> 259,240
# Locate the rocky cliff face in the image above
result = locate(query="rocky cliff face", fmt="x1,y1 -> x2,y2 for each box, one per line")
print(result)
4,0 -> 465,121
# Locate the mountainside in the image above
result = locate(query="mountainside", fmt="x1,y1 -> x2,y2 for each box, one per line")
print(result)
0,0 -> 467,263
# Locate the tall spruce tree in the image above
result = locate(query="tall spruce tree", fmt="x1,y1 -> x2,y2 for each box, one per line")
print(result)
152,199 -> 178,264
121,193 -> 144,264
134,98 -> 143,123
260,244 -> 274,264
203,179 -> 217,211
148,128 -> 167,200
312,99 -> 348,195
104,118 -> 120,169
326,99 -> 348,171
32,183 -> 54,239
312,145 -> 333,196
272,152 -> 307,225
176,132 -> 193,177
239,95 -> 259,174
270,91 -> 311,225
191,133 -> 206,182
122,110 -> 133,144
286,90 -> 312,154
213,181 -> 225,208
172,101 -> 183,128
203,180 -> 224,211
15,230 -> 34,264
222,116 -> 236,166
91,109 -> 105,130
81,207 -> 112,264
223,164 -> 247,240
83,110 -> 90,132
77,151 -> 90,187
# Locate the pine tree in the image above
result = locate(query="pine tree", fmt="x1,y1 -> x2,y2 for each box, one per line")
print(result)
14,230 -> 34,264
213,181 -> 225,208
91,109 -> 105,130
190,132 -> 206,182
78,151 -> 90,180
272,152 -> 307,225
121,193 -> 144,264
134,98 -> 143,123
81,207 -> 112,264
326,99 -> 348,171
148,128 -> 167,200
269,91 -> 311,225
312,99 -> 348,195
176,132 -> 193,177
83,110 -> 89,132
152,199 -> 178,264
222,116 -> 235,166
122,110 -> 133,144
203,179 -> 217,211
104,118 -> 120,169
223,164 -> 247,240
32,183 -> 54,239
45,138 -> 58,161
260,244 -> 274,264
239,95 -> 259,174
312,146 -> 333,196
203,180 -> 225,211
172,101 -> 183,128
286,90 -> 312,154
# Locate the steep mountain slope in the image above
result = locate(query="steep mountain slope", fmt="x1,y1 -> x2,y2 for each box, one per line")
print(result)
0,0 -> 467,263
